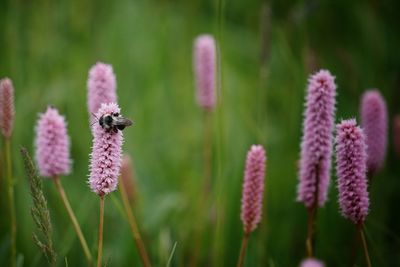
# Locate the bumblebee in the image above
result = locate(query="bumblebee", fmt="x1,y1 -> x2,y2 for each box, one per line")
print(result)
99,112 -> 133,133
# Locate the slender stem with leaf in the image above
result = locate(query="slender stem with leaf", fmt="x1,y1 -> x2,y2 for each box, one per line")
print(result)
5,139 -> 16,267
53,176 -> 93,266
119,179 -> 151,267
97,196 -> 105,267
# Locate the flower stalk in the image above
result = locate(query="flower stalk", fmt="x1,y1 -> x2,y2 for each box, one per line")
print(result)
236,233 -> 249,267
358,224 -> 372,267
202,110 -> 213,194
53,177 -> 93,266
88,103 -> 125,267
119,179 -> 151,267
34,106 -> 92,264
5,139 -> 16,267
1,78 -> 16,267
306,203 -> 316,257
297,70 -> 336,257
237,145 -> 266,266
336,119 -> 371,266
97,196 -> 105,267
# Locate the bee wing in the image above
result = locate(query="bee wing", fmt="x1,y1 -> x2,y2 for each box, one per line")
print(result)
113,116 -> 133,126
89,112 -> 99,127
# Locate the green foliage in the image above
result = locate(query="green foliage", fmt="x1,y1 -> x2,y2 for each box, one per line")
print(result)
20,147 -> 57,266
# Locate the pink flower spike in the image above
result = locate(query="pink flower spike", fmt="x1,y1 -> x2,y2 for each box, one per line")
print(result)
300,258 -> 325,267
0,78 -> 15,139
87,62 -> 117,117
89,103 -> 123,196
336,119 -> 369,225
35,106 -> 71,178
360,89 -> 388,174
297,70 -> 337,208
393,115 -> 400,158
193,34 -> 217,110
241,145 -> 266,234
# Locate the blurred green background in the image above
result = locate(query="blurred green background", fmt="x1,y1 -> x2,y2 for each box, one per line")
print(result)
1,0 -> 400,266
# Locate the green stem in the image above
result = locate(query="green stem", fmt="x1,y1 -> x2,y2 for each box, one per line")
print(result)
5,139 -> 16,267
188,110 -> 213,267
212,0 -> 225,265
53,177 -> 93,266
203,110 -> 213,194
118,180 -> 151,267
306,206 -> 316,257
236,233 -> 250,267
97,196 -> 105,267
358,224 -> 372,267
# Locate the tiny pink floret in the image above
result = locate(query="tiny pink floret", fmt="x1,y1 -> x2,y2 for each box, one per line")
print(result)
240,145 -> 266,234
35,106 -> 71,178
89,103 -> 123,196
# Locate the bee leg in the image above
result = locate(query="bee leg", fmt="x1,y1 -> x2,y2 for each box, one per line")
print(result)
113,127 -> 118,133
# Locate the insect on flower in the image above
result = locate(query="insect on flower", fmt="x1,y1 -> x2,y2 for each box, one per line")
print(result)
96,112 -> 133,133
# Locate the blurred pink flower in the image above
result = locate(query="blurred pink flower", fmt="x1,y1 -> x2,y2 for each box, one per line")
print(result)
360,90 -> 388,174
121,154 -> 137,202
297,70 -> 337,208
35,106 -> 71,178
89,103 -> 123,196
193,34 -> 216,110
300,258 -> 325,267
87,62 -> 117,117
0,78 -> 15,139
241,145 -> 266,234
336,119 -> 369,224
